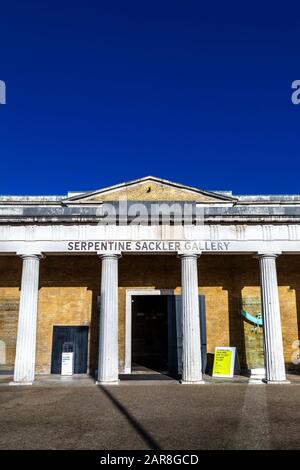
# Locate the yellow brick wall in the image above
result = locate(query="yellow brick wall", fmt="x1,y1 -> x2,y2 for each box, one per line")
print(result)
0,254 -> 299,373
37,256 -> 100,373
277,255 -> 300,370
86,181 -> 221,202
0,256 -> 21,369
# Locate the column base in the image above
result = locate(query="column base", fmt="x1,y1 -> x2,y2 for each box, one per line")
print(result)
263,379 -> 291,384
96,380 -> 120,386
248,379 -> 265,384
249,368 -> 266,379
248,368 -> 266,384
180,380 -> 205,385
9,381 -> 33,386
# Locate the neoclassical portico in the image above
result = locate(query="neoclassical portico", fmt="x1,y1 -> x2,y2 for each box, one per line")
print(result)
8,248 -> 289,386
0,176 -> 299,385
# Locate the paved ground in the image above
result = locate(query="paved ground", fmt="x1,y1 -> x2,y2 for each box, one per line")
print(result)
1,379 -> 300,450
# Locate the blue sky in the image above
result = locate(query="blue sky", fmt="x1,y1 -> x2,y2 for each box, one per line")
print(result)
0,1 -> 299,195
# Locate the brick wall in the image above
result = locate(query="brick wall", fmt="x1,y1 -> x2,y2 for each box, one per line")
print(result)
0,256 -> 21,369
0,254 -> 299,373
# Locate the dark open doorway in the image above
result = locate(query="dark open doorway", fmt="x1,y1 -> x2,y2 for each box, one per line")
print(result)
130,294 -> 207,378
132,295 -> 168,373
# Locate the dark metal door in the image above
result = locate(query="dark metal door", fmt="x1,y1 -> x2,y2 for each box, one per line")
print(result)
168,295 -> 207,375
167,295 -> 179,375
51,326 -> 88,374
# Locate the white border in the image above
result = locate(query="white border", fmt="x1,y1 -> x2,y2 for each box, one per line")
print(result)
124,288 -> 174,373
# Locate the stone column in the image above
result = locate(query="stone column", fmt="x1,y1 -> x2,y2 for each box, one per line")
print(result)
180,253 -> 204,383
97,254 -> 120,384
258,254 -> 288,383
11,254 -> 41,385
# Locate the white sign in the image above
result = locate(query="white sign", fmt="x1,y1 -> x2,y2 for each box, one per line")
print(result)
67,240 -> 230,253
291,80 -> 300,105
0,80 -> 5,105
61,352 -> 73,376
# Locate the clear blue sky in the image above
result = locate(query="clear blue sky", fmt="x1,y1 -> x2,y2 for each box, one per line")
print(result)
0,1 -> 299,195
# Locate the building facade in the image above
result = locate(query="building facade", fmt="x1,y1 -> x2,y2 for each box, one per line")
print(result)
1,176 -> 300,385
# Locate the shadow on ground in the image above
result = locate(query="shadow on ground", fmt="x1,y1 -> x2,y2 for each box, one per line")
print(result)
0,383 -> 300,449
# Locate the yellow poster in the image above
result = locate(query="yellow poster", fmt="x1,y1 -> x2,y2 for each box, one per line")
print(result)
212,347 -> 235,378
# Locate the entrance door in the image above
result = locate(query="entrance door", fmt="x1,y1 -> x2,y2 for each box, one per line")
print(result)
51,326 -> 89,374
131,294 -> 207,376
132,295 -> 168,372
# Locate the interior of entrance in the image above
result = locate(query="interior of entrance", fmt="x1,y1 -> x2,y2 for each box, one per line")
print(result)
132,295 -> 169,373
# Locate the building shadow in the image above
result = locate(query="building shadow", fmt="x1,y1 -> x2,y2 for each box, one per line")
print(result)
226,282 -> 246,372
98,385 -> 161,450
89,291 -> 100,376
277,255 -> 300,373
199,255 -> 252,373
284,284 -> 300,373
0,256 -> 22,371
296,286 -> 300,371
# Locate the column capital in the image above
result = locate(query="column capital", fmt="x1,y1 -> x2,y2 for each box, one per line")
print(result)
254,252 -> 281,260
18,253 -> 44,260
177,252 -> 201,259
97,252 -> 122,260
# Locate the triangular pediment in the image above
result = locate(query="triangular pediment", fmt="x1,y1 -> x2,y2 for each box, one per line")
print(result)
65,176 -> 236,203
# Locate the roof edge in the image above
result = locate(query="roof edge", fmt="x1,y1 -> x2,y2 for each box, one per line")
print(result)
64,176 -> 238,202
